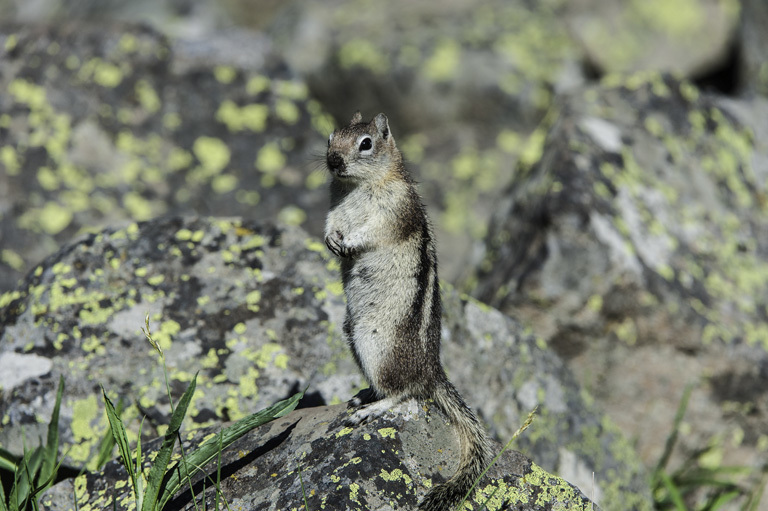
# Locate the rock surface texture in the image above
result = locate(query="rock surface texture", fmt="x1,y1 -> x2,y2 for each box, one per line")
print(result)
475,73 -> 768,505
0,217 -> 647,509
0,23 -> 331,291
40,403 -> 596,511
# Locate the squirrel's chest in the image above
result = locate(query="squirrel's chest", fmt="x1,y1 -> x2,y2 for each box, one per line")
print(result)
330,187 -> 379,222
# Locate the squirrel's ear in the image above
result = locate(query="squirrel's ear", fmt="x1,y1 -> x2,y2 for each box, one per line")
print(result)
374,113 -> 390,140
350,111 -> 363,124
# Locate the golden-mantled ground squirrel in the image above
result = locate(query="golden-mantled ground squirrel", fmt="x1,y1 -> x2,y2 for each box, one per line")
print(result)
325,112 -> 491,510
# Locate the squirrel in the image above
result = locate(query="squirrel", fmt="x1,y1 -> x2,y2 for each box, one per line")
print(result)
324,112 -> 491,510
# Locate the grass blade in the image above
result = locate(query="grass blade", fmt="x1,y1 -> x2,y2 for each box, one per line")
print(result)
0,465 -> 6,511
101,386 -> 137,497
655,384 -> 693,475
746,471 -> 767,511
28,447 -> 74,506
142,373 -> 198,511
0,447 -> 19,472
157,389 -> 304,509
93,397 -> 124,470
298,460 -> 310,511
707,489 -> 740,509
39,376 -> 64,493
658,470 -> 686,511
460,406 -> 538,511
214,432 -> 223,511
14,445 -> 44,508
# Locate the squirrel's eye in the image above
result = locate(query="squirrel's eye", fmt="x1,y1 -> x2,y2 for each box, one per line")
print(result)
359,137 -> 372,152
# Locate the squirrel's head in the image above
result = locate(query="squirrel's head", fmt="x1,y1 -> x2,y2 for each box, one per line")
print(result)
326,112 -> 401,182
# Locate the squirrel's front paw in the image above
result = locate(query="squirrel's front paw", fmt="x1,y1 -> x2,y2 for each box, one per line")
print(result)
325,230 -> 357,258
324,230 -> 345,257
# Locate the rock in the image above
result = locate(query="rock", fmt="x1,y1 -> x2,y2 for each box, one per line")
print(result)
268,0 -> 583,135
0,216 -> 652,509
738,0 -> 768,95
473,73 -> 768,505
0,23 -> 333,292
566,0 -> 740,78
40,403 -> 597,510
0,0 -> 233,38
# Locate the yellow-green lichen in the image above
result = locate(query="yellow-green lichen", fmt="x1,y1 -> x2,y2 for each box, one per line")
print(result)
8,78 -> 48,110
18,201 -> 73,235
277,205 -> 307,226
327,281 -> 344,296
4,34 -> 17,51
192,136 -> 231,176
1,249 -> 25,271
216,100 -> 269,132
275,98 -> 300,124
79,58 -> 124,88
69,395 -> 103,464
245,290 -> 261,312
246,75 -> 270,95
336,426 -> 354,438
214,65 -> 237,84
135,79 -> 161,114
378,427 -> 397,439
0,145 -> 21,175
255,142 -> 286,182
0,290 -> 22,308
274,79 -> 308,100
148,319 -> 180,353
379,468 -> 412,485
423,39 -> 461,82
163,112 -> 182,131
338,39 -> 389,75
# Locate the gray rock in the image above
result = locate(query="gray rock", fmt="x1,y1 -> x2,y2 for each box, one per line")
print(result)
40,402 -> 597,510
0,23 -> 332,292
474,73 -> 768,506
0,216 -> 651,509
0,0 -> 233,38
738,0 -> 768,95
268,0 -> 583,135
566,0 -> 739,77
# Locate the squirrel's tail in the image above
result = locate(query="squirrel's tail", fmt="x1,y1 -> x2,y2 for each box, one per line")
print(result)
419,381 -> 491,511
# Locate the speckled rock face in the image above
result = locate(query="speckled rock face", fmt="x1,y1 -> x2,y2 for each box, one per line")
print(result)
39,403 -> 596,511
0,217 -> 347,467
0,23 -> 333,291
0,216 -> 652,509
474,73 -> 768,494
269,0 -> 582,135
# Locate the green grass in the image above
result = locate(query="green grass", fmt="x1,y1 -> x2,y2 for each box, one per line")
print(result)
651,384 -> 767,511
0,376 -> 65,511
0,317 -> 303,511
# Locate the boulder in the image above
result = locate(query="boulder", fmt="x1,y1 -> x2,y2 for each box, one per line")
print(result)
474,73 -> 768,505
0,216 -> 651,509
40,403 -> 597,510
566,0 -> 739,78
738,0 -> 768,95
0,23 -> 332,292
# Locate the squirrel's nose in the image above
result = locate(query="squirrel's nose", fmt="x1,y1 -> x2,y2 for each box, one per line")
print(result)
327,152 -> 346,175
